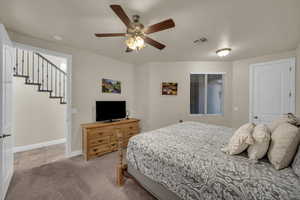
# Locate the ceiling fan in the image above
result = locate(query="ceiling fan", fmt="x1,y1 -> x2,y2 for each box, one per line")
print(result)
94,5 -> 175,52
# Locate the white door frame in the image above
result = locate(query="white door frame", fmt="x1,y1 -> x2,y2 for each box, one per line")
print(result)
249,57 -> 296,123
12,42 -> 73,157
0,24 -> 14,200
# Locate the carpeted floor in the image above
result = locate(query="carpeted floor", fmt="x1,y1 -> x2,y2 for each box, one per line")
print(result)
6,152 -> 155,200
14,144 -> 66,171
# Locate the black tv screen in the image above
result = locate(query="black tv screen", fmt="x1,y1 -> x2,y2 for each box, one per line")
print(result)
96,101 -> 126,122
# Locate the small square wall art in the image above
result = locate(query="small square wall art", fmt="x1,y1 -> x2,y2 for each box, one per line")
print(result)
162,82 -> 178,95
102,78 -> 121,94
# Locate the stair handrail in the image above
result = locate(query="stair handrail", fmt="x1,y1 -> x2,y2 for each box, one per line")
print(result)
34,52 -> 67,75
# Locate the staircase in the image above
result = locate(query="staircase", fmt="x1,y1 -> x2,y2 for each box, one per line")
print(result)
13,48 -> 67,104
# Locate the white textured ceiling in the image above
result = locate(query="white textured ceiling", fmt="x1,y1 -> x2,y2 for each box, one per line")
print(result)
0,0 -> 299,64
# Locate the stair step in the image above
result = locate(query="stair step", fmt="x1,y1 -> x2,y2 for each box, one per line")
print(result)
50,96 -> 63,99
39,89 -> 52,93
14,74 -> 29,78
25,82 -> 41,86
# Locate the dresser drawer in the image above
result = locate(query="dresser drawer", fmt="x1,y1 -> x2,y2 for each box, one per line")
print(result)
121,123 -> 139,133
87,127 -> 113,139
88,136 -> 110,147
89,144 -> 111,155
88,150 -> 110,159
110,129 -> 137,142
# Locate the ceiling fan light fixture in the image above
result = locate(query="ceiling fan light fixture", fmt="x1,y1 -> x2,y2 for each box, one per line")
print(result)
94,5 -> 175,52
216,48 -> 232,57
125,36 -> 145,50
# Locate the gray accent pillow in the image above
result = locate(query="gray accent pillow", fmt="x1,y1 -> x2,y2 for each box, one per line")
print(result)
292,146 -> 300,177
268,123 -> 300,170
268,113 -> 298,133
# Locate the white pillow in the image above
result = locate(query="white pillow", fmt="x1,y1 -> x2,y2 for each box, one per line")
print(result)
268,114 -> 298,133
268,123 -> 300,170
221,123 -> 255,155
247,124 -> 271,161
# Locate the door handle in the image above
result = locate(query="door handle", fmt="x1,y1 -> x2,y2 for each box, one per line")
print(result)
2,134 -> 11,138
253,116 -> 258,119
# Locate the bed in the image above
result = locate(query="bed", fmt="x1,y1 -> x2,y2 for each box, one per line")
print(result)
126,121 -> 300,200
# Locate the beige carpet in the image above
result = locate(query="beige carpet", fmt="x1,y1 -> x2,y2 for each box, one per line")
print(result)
14,144 -> 66,171
6,152 -> 155,200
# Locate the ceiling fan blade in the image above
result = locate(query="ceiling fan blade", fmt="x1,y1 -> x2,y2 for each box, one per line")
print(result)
110,5 -> 131,27
143,36 -> 166,50
125,47 -> 133,53
95,33 -> 126,37
144,19 -> 175,34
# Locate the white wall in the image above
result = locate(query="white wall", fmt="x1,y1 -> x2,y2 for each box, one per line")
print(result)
13,78 -> 66,147
41,53 -> 67,71
8,31 -> 136,152
134,61 -> 233,131
232,50 -> 298,128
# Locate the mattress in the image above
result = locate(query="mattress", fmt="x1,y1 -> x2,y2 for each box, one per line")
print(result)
128,162 -> 181,200
127,121 -> 300,200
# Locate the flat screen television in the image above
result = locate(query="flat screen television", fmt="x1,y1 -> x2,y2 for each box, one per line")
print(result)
96,101 -> 126,122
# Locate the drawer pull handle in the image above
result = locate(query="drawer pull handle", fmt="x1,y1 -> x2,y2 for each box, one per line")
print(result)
98,140 -> 103,143
129,127 -> 133,129
93,149 -> 98,152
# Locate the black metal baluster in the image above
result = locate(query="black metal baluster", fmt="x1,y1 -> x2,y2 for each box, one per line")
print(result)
22,50 -> 24,75
32,52 -> 35,83
63,74 -> 66,103
37,55 -> 40,84
15,48 -> 18,75
42,59 -> 44,90
55,69 -> 57,96
27,51 -> 29,79
59,71 -> 61,97
47,62 -> 49,91
51,64 -> 53,92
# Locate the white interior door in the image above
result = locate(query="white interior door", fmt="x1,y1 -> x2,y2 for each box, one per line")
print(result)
0,24 -> 14,200
250,58 -> 296,124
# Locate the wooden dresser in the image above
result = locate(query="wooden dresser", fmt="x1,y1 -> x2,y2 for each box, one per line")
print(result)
81,118 -> 140,161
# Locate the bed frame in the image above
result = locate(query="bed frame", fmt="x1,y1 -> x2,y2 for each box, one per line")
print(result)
115,129 -> 181,200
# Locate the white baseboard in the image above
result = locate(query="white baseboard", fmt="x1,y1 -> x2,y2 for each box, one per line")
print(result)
14,138 -> 66,153
68,150 -> 82,158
